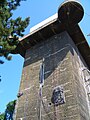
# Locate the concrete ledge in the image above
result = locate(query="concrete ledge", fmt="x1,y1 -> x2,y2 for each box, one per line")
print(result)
13,13 -> 90,69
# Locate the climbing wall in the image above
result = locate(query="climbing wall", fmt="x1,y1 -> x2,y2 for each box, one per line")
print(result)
14,31 -> 90,120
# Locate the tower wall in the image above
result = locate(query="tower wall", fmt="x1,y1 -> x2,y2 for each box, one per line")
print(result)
15,31 -> 90,120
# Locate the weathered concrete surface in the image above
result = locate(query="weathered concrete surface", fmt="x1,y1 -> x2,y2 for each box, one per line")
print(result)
14,31 -> 90,120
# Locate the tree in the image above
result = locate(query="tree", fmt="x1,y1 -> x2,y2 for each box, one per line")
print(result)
4,100 -> 16,120
0,100 -> 16,120
0,113 -> 5,120
0,0 -> 30,61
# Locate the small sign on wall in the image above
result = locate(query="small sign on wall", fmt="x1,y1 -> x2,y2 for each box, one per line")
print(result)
51,86 -> 65,106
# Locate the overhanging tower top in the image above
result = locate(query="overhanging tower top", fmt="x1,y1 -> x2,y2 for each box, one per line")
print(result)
13,0 -> 90,69
30,13 -> 58,33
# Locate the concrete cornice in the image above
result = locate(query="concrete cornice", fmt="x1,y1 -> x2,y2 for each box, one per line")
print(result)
13,1 -> 90,69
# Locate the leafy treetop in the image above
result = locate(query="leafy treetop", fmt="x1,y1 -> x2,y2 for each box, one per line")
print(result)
0,0 -> 30,61
0,100 -> 16,120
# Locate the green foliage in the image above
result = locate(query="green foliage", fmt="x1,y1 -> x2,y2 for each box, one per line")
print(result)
0,113 -> 5,120
4,100 -> 16,120
0,100 -> 16,120
6,100 -> 16,114
0,0 -> 30,60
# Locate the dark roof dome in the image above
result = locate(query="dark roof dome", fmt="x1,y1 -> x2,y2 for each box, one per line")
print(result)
58,0 -> 84,25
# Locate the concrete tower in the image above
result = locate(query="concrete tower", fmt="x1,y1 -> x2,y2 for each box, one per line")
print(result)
14,1 -> 90,120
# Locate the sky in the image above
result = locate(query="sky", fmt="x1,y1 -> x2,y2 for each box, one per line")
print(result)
0,0 -> 90,113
